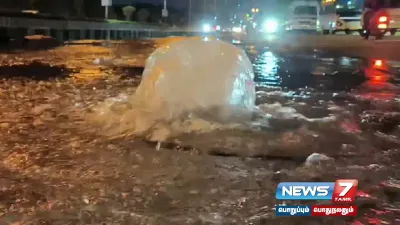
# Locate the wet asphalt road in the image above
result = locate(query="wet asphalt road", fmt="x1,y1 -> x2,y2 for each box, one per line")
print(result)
0,36 -> 399,224
239,34 -> 400,62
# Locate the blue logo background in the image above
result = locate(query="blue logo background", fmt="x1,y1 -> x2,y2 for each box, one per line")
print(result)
275,205 -> 311,216
275,182 -> 334,200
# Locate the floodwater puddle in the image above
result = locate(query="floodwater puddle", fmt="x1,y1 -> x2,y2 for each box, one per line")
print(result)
86,46 -> 400,162
0,61 -> 70,80
83,45 -> 400,140
250,49 -> 400,90
0,42 -> 399,224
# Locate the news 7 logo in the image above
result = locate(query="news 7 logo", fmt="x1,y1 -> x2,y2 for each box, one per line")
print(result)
332,180 -> 358,203
275,180 -> 358,203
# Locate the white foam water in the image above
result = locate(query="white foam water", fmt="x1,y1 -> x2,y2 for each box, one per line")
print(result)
88,38 -> 256,141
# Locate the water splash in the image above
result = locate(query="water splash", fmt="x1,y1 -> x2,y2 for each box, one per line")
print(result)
87,38 -> 256,142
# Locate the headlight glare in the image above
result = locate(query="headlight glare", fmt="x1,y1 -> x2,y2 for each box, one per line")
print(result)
203,24 -> 211,32
264,19 -> 278,33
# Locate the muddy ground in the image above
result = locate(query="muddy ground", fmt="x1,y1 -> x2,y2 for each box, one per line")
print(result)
0,37 -> 399,225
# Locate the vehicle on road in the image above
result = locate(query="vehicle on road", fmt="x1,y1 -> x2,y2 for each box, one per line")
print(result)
286,0 -> 321,32
320,0 -> 338,34
320,0 -> 362,35
361,0 -> 400,39
335,10 -> 363,34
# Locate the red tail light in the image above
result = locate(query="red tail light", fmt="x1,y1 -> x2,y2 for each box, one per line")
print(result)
374,60 -> 383,67
378,24 -> 387,29
376,14 -> 389,29
379,16 -> 388,23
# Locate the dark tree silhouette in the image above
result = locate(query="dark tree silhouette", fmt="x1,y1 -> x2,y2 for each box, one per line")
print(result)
0,0 -> 185,23
137,8 -> 150,22
73,0 -> 84,17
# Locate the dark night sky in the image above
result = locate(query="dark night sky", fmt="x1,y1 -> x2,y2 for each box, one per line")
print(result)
126,0 -> 280,10
114,0 -> 189,9
117,0 -> 363,8
114,0 -> 248,10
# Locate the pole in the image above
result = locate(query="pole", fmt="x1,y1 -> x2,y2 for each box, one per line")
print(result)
214,0 -> 217,17
105,6 -> 110,40
163,0 -> 166,22
188,0 -> 192,25
224,0 -> 228,22
203,0 -> 206,17
162,0 -> 168,22
226,0 -> 228,20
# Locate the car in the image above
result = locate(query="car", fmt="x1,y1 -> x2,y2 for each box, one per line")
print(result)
286,0 -> 320,33
361,0 -> 400,39
334,10 -> 362,34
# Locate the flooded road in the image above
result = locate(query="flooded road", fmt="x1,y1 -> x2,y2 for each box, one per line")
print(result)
0,39 -> 399,224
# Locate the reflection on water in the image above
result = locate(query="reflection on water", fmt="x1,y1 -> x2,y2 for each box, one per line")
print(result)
354,59 -> 400,102
250,50 -> 400,90
253,51 -> 281,87
249,49 -> 400,107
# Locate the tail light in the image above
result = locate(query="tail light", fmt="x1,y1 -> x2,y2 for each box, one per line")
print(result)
378,24 -> 387,29
379,16 -> 388,23
213,25 -> 221,31
377,15 -> 389,29
374,60 -> 383,67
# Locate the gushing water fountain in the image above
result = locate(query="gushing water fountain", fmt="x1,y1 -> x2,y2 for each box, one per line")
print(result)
90,38 -> 256,144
